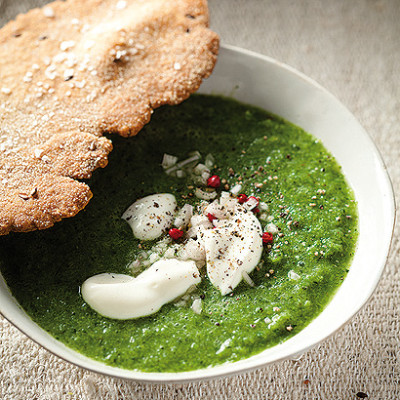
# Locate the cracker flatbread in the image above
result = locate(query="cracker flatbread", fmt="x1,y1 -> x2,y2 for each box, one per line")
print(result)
0,0 -> 219,235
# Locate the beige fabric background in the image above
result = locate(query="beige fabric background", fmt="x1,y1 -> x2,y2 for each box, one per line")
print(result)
1,0 -> 399,398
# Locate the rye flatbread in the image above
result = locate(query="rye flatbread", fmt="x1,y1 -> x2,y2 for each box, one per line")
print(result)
0,0 -> 219,235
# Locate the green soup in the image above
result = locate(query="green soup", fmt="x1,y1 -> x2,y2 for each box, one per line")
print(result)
0,95 -> 358,372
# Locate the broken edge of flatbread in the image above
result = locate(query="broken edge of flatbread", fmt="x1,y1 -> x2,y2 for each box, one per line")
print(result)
0,0 -> 219,235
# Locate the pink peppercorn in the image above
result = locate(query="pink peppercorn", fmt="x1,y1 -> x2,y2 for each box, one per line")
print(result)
207,213 -> 217,222
168,228 -> 184,240
237,194 -> 248,204
207,175 -> 221,188
262,232 -> 274,244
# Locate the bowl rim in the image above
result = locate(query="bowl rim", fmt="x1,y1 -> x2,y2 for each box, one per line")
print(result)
0,44 -> 396,383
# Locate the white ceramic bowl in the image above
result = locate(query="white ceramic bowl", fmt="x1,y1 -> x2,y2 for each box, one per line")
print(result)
0,45 -> 395,383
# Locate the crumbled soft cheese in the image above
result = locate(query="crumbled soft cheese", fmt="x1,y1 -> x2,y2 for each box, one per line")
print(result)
186,214 -> 213,238
82,259 -> 201,319
122,194 -> 177,240
178,239 -> 206,262
201,205 -> 263,295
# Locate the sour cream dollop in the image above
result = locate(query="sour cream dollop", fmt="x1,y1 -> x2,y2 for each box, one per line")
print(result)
122,193 -> 177,240
81,259 -> 200,319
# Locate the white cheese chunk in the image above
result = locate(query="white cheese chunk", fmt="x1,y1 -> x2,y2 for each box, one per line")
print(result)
201,206 -> 263,295
82,259 -> 200,319
122,193 -> 177,240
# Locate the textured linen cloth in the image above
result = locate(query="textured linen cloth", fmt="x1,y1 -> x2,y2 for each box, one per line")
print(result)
1,0 -> 399,398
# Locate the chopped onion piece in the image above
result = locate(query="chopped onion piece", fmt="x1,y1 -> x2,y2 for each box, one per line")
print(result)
129,259 -> 141,271
244,196 -> 258,210
201,170 -> 211,182
148,252 -> 159,264
188,150 -> 201,158
191,298 -> 202,314
193,173 -> 208,186
174,204 -> 193,229
161,153 -> 178,169
230,184 -> 242,196
288,270 -> 301,280
242,271 -> 255,287
164,247 -> 178,259
193,163 -> 210,176
259,213 -> 268,221
165,154 -> 201,175
204,153 -> 215,169
194,188 -> 218,201
265,223 -> 279,234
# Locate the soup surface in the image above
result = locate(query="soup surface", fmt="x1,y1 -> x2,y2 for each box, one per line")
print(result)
0,95 -> 358,372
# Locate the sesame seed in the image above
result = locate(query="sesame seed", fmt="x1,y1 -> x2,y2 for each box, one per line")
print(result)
1,87 -> 11,95
45,67 -> 57,80
174,62 -> 182,70
31,187 -> 38,198
75,80 -> 86,89
18,193 -> 30,201
60,40 -> 76,51
23,72 -> 33,82
43,6 -> 55,18
116,0 -> 127,10
63,68 -> 74,80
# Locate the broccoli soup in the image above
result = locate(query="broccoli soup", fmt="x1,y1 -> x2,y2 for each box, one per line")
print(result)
0,95 -> 358,372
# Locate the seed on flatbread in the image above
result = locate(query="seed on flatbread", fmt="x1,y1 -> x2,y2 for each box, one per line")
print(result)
0,0 -> 219,235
